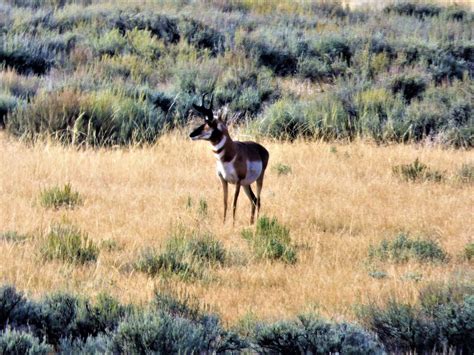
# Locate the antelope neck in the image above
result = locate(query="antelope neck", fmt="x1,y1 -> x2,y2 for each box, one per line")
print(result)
211,133 -> 234,161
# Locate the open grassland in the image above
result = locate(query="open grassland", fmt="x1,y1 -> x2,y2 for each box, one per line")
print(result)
1,131 -> 472,326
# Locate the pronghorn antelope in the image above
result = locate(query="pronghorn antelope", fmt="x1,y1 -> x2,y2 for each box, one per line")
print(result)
190,94 -> 269,225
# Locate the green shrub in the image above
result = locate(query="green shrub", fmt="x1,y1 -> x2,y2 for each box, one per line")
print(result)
258,98 -> 310,140
242,216 -> 297,264
369,233 -> 447,263
445,7 -> 467,21
390,74 -> 427,102
0,328 -> 51,354
215,64 -> 277,116
135,230 -> 226,279
465,243 -> 474,261
272,163 -> 292,176
134,248 -> 194,279
297,57 -> 332,84
0,37 -> 53,75
110,311 -> 243,354
153,290 -> 202,321
89,28 -> 126,57
253,314 -> 384,354
40,224 -> 99,264
39,183 -> 82,209
241,35 -> 298,76
8,89 -> 167,146
0,231 -> 28,243
384,3 -> 441,18
180,18 -> 225,56
392,158 -> 445,183
73,293 -> 128,340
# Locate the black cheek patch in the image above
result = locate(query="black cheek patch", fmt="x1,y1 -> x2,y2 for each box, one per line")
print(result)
190,124 -> 205,138
210,128 -> 222,142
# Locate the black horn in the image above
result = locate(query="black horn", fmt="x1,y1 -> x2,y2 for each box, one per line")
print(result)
193,93 -> 214,121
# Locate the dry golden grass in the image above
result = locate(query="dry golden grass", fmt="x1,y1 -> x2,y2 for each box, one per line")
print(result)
0,130 -> 472,326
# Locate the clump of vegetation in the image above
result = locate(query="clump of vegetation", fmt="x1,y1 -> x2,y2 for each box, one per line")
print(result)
456,163 -> 474,184
198,198 -> 208,217
39,183 -> 82,209
465,243 -> 474,261
368,270 -> 388,280
0,285 -> 245,353
272,163 -> 292,176
0,328 -> 51,354
390,74 -> 427,102
135,229 -> 227,279
358,281 -> 474,353
0,231 -> 28,243
242,216 -> 297,264
252,314 -> 384,354
392,158 -> 444,182
369,233 -> 447,263
40,224 -> 99,264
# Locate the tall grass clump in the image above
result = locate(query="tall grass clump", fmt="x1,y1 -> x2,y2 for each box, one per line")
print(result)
242,216 -> 297,264
40,224 -> 99,264
39,183 -> 82,209
135,229 -> 227,279
369,233 -> 447,263
392,158 -> 445,182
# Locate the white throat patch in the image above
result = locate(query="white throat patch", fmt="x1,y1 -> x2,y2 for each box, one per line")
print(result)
212,135 -> 226,152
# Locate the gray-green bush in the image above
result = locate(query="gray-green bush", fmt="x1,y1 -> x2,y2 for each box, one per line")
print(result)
369,233 -> 447,263
358,282 -> 474,353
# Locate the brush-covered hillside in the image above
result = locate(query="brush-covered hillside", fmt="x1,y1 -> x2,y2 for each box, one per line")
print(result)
0,0 -> 472,146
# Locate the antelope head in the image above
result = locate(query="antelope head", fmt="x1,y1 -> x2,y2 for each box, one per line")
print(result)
189,93 -> 219,141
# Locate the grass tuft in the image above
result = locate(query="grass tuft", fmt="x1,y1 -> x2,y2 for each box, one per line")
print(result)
272,163 -> 292,176
39,183 -> 82,209
40,224 -> 99,264
242,216 -> 297,264
135,229 -> 227,279
392,158 -> 444,183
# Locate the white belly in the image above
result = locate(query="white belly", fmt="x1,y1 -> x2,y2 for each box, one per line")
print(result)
217,160 -> 239,184
242,160 -> 263,185
217,159 -> 262,185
